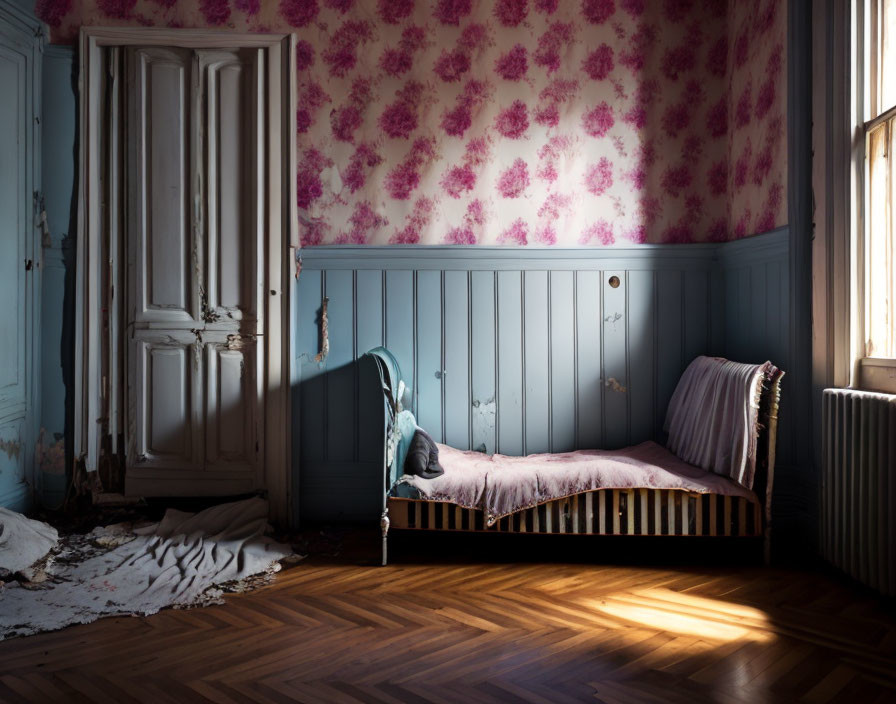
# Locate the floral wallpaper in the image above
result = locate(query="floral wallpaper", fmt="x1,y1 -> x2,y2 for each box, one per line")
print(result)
725,0 -> 787,240
37,0 -> 787,246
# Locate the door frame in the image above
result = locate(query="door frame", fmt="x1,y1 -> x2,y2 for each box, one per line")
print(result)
75,27 -> 297,526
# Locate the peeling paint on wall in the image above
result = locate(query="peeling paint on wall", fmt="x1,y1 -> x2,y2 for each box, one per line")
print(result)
602,377 -> 627,393
314,297 -> 330,364
0,437 -> 22,461
472,396 -> 496,453
35,428 -> 65,476
604,312 -> 623,326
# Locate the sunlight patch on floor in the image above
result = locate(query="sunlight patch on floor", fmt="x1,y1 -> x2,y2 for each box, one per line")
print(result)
587,588 -> 774,642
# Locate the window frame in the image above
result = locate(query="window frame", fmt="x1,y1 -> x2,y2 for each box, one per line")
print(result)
856,0 -> 896,392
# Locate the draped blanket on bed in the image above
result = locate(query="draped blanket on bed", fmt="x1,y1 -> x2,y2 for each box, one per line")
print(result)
394,441 -> 757,526
392,356 -> 775,526
664,356 -> 778,491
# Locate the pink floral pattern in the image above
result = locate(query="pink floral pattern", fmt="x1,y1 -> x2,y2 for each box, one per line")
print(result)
43,0 -> 786,245
497,158 -> 530,199
494,44 -> 528,81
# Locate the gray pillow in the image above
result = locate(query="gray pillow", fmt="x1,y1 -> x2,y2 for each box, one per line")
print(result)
404,429 -> 444,479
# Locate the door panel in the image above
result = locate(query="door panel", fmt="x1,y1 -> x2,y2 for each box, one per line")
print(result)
204,50 -> 258,323
131,47 -> 196,325
131,332 -> 202,470
205,338 -> 257,473
0,45 -> 25,404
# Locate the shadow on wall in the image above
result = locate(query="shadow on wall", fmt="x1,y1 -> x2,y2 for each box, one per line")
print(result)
293,356 -> 384,523
37,47 -> 80,508
60,53 -> 79,497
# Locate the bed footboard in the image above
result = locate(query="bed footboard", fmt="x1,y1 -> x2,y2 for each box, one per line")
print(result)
388,490 -> 763,538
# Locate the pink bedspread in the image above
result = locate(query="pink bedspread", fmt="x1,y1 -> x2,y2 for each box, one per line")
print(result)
394,441 -> 757,526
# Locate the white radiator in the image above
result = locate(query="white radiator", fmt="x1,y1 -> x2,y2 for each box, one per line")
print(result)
822,389 -> 896,597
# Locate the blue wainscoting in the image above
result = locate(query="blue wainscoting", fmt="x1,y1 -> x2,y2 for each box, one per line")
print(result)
293,230 -> 791,522
718,227 -> 804,532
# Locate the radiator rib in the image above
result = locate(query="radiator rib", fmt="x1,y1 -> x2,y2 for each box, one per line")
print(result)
822,389 -> 896,597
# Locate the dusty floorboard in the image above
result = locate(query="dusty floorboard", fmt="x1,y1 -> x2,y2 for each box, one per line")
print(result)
0,529 -> 894,703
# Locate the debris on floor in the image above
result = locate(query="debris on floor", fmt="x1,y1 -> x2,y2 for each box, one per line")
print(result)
0,508 -> 59,583
0,497 -> 303,640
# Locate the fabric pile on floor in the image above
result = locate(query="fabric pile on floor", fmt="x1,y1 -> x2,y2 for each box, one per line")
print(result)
0,497 -> 296,640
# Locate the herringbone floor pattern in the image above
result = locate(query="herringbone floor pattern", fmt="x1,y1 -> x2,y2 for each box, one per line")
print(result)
1,533 -> 894,703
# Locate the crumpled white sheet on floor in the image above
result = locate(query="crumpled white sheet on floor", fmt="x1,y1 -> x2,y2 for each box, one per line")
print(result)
0,497 -> 292,640
0,508 -> 59,581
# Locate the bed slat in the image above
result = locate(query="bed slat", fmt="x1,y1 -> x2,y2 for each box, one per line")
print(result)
724,496 -> 732,536
639,489 -> 648,535
388,490 -> 764,539
585,491 -> 594,533
668,491 -> 676,535
611,492 -> 620,534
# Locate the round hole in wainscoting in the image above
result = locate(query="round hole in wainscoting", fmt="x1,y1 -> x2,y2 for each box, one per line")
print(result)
608,275 -> 621,288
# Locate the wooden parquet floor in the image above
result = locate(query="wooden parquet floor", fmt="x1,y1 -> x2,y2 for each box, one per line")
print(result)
0,531 -> 895,704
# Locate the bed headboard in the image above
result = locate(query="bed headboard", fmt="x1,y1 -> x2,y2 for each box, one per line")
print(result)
365,346 -> 410,496
755,369 -> 784,558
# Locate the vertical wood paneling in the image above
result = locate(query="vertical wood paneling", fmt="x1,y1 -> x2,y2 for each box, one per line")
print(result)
684,270 -> 709,364
724,268 -> 742,360
497,271 -> 524,456
523,271 -> 550,454
656,270 -> 684,438
325,269 -> 355,462
355,271 -> 383,353
444,271 -> 470,449
471,272 -> 497,454
415,270 -> 442,440
602,271 -> 627,449
709,268 -> 726,354
576,271 -> 602,449
550,272 -> 576,452
385,270 -> 414,399
296,231 -> 791,520
355,270 -> 384,460
627,270 -> 654,446
296,271 -> 324,464
750,264 -> 767,362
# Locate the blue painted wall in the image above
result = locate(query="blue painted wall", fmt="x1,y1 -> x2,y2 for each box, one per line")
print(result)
293,231 -> 792,523
37,45 -> 75,507
294,243 -> 761,522
718,227 -> 807,542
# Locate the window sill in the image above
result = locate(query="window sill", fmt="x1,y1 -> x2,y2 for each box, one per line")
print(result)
857,357 -> 896,395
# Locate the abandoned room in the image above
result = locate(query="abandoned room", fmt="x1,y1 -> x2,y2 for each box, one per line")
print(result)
0,0 -> 894,701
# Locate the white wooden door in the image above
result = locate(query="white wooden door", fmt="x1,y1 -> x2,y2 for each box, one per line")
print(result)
0,5 -> 39,512
125,46 -> 263,496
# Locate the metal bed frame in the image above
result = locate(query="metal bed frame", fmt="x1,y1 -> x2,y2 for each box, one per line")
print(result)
367,347 -> 783,566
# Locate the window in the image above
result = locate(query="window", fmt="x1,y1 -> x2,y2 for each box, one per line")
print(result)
859,0 -> 896,390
